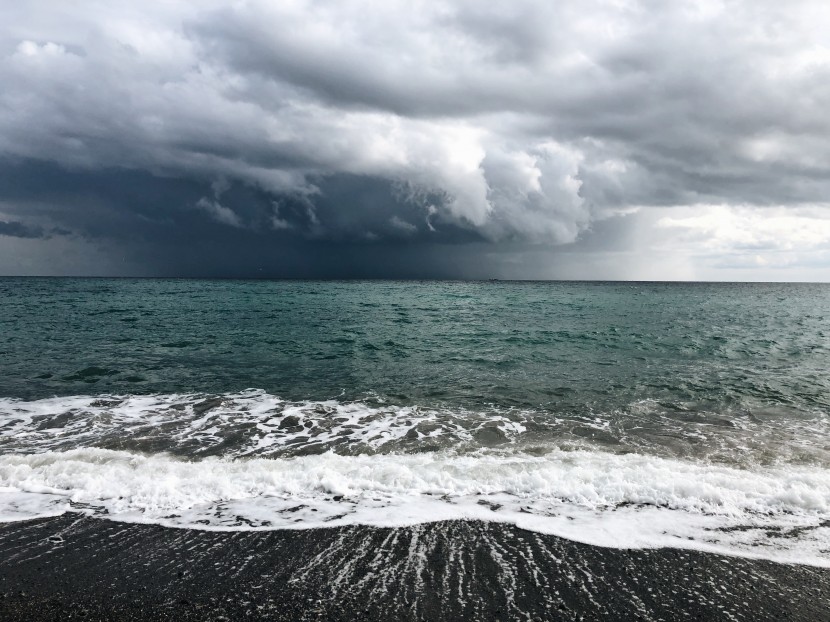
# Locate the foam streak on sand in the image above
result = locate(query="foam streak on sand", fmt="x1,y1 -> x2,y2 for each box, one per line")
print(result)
3,516 -> 829,621
1,448 -> 829,566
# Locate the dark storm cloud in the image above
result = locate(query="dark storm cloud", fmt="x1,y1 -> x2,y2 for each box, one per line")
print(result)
0,158 -> 490,277
0,1 -> 829,277
0,220 -> 45,239
189,0 -> 830,209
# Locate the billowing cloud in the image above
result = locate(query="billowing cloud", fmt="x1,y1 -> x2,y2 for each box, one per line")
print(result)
0,1 -> 829,278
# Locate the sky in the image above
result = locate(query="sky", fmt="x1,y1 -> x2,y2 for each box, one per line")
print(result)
1,1 -> 830,280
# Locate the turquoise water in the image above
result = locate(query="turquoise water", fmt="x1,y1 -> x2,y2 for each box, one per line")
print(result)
2,278 -> 829,461
2,279 -> 828,407
1,278 -> 829,562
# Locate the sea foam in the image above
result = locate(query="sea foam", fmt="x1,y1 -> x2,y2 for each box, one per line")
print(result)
1,447 -> 829,566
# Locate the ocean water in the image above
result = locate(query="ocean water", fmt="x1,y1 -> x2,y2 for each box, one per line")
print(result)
1,278 -> 829,565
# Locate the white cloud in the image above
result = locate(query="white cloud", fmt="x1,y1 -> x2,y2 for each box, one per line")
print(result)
195,197 -> 242,228
389,216 -> 417,234
657,205 -> 830,255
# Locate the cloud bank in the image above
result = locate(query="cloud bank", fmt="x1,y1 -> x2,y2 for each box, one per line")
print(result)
1,1 -> 829,278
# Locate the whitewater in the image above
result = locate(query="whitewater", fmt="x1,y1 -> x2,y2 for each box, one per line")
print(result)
2,391 -> 829,568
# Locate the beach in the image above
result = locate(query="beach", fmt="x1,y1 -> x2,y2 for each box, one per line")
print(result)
5,0 -> 830,615
1,514 -> 828,621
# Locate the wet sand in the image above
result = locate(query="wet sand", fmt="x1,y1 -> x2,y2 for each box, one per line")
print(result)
0,514 -> 828,621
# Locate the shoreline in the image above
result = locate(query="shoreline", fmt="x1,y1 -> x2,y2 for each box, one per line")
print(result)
1,514 -> 828,621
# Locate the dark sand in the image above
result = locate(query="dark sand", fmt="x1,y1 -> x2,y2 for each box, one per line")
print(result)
0,514 -> 828,621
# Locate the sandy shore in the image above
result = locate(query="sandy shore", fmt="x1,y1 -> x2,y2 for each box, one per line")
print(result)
0,514 -> 828,621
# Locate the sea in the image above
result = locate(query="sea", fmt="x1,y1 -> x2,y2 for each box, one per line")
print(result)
1,278 -> 829,567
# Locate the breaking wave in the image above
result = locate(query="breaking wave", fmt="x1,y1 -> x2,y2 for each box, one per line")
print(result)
1,447 -> 829,567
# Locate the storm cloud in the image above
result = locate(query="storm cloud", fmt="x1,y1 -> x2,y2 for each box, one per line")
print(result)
1,1 -> 829,279
0,220 -> 46,239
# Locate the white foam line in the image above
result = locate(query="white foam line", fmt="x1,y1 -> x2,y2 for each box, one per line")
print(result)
0,390 -> 531,457
1,447 -> 829,566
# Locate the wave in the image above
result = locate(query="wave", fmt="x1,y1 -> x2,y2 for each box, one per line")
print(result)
0,390 -> 533,458
2,390 -> 828,466
1,447 -> 829,566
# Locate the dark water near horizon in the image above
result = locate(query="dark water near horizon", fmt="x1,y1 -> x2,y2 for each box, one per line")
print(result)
1,278 -> 829,565
3,278 -> 829,409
